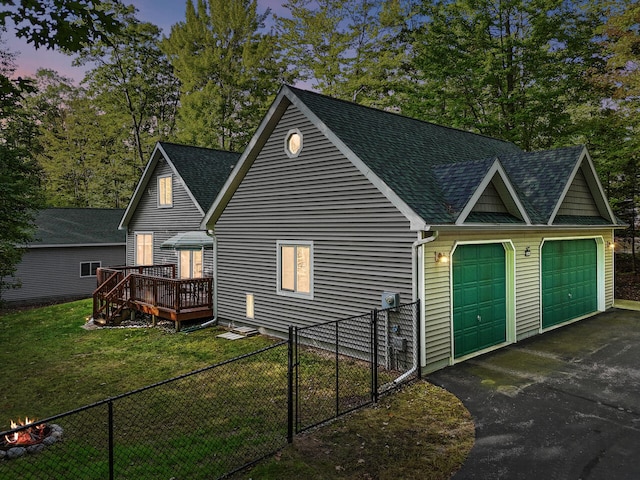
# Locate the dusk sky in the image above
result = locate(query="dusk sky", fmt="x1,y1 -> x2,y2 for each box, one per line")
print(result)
6,0 -> 289,83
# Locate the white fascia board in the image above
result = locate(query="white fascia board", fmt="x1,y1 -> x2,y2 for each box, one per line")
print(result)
577,148 -> 616,223
201,88 -> 291,230
456,159 -> 531,226
547,150 -> 582,225
118,142 -> 163,230
284,89 -> 429,232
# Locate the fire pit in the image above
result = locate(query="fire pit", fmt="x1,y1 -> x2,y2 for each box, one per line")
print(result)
0,418 -> 63,460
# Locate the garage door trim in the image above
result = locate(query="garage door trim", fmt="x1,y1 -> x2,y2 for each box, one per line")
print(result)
450,239 -> 516,364
539,236 -> 605,333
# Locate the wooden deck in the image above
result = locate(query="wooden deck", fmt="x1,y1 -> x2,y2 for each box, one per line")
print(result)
93,265 -> 213,331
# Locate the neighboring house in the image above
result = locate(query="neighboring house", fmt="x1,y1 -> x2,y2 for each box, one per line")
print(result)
119,142 -> 240,277
3,208 -> 125,306
201,85 -> 624,373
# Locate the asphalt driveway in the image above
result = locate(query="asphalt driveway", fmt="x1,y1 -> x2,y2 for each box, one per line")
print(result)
428,307 -> 640,480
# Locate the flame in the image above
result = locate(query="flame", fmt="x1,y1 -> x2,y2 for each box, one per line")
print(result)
5,417 -> 41,446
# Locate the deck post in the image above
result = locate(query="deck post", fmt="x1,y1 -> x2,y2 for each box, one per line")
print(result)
152,314 -> 157,327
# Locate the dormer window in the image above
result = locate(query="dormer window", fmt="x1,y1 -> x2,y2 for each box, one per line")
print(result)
158,175 -> 173,207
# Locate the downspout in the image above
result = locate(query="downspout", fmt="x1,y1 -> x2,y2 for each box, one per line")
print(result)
393,230 -> 438,384
201,231 -> 218,327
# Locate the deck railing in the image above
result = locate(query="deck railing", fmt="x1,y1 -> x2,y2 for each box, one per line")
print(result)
96,264 -> 176,285
93,265 -> 212,326
128,274 -> 212,312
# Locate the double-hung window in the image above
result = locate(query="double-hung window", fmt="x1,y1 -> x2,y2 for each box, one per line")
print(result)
277,241 -> 313,298
158,175 -> 172,207
135,233 -> 153,266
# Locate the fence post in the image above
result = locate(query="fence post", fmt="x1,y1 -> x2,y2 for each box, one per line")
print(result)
372,308 -> 379,404
108,400 -> 114,480
287,326 -> 294,443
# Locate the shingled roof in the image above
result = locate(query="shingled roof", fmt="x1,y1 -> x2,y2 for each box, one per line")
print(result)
289,86 -> 522,225
159,143 -> 239,211
30,208 -> 125,246
204,85 -> 621,229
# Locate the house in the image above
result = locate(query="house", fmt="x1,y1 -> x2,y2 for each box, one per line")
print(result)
3,208 -> 125,306
119,142 -> 240,274
201,85 -> 624,373
91,142 -> 239,329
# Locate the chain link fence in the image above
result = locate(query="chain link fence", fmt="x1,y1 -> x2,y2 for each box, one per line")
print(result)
0,343 -> 289,480
0,301 -> 419,479
293,301 -> 420,433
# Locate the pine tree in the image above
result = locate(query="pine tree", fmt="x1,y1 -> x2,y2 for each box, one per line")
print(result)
162,0 -> 288,151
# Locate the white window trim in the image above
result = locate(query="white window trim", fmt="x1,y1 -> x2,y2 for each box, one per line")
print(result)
80,261 -> 101,278
178,249 -> 204,279
157,174 -> 173,208
135,232 -> 154,266
276,240 -> 314,299
284,128 -> 303,158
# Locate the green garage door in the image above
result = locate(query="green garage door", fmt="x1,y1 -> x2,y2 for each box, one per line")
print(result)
542,239 -> 597,329
453,243 -> 507,358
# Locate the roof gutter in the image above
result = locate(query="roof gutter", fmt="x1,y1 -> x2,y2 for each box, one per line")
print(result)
393,230 -> 438,385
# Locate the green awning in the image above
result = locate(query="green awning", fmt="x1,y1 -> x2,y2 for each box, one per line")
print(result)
160,231 -> 213,250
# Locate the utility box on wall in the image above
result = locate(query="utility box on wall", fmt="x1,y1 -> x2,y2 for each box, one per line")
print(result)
381,292 -> 400,310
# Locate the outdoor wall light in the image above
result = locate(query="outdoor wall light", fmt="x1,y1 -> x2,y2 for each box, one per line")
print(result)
524,246 -> 531,257
435,252 -> 449,264
607,241 -> 616,250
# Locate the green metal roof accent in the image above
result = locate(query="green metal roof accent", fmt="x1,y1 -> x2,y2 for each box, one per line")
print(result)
31,208 -> 125,246
159,142 -> 240,211
160,231 -> 214,250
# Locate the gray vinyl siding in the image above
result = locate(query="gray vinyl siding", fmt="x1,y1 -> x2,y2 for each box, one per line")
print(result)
126,159 -> 205,267
421,228 -> 614,371
214,104 -> 415,334
4,245 -> 125,304
557,167 -> 600,216
473,181 -> 508,213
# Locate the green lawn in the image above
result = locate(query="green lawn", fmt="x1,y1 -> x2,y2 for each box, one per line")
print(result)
0,299 -> 276,420
0,299 -> 473,480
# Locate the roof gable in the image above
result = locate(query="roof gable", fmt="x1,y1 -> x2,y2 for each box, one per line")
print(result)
31,208 -> 125,246
121,142 -> 239,229
462,162 -> 531,225
550,149 -> 616,225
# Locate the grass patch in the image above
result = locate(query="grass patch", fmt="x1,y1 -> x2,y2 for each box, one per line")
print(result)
0,300 -> 474,479
0,299 -> 275,419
